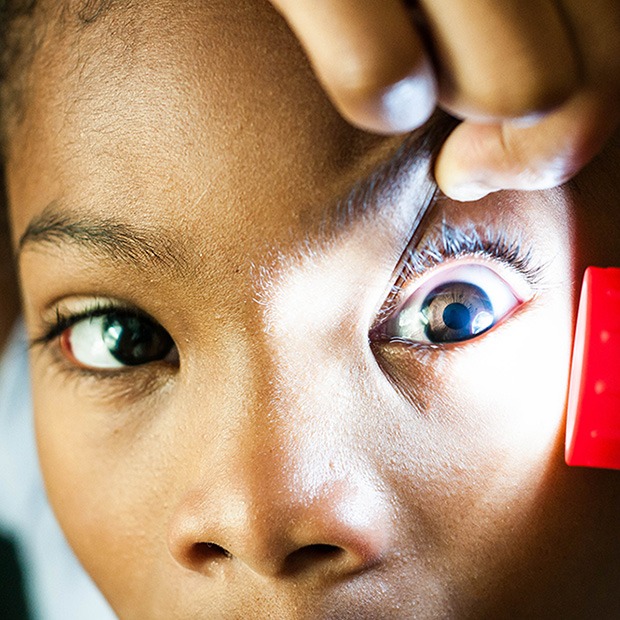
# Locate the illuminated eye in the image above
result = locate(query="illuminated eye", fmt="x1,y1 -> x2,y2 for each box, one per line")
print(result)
60,312 -> 175,370
380,264 -> 522,344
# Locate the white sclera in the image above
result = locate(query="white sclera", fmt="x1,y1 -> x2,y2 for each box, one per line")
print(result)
68,316 -> 125,369
389,264 -> 521,343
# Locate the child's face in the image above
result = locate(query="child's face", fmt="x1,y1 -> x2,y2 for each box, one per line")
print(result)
5,1 -> 620,617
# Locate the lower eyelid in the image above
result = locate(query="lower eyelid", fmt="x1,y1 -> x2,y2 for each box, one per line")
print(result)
32,332 -> 177,400
44,350 -> 176,403
374,294 -> 534,354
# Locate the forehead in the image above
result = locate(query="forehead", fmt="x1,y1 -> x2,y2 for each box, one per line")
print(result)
7,0 -> 401,247
10,0 -> 619,279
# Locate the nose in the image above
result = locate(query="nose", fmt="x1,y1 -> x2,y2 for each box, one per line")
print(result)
167,461 -> 390,581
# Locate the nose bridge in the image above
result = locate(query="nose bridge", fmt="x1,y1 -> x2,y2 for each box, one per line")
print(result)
206,268 -> 362,499
167,322 -> 390,580
231,317 -> 370,532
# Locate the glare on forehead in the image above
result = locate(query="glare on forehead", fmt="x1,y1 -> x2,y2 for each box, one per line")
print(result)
256,233 -> 390,349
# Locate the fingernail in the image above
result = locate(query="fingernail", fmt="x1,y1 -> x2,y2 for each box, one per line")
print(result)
444,180 -> 496,202
375,62 -> 437,133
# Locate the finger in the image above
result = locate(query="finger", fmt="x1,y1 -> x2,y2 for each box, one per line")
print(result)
435,89 -> 620,201
435,0 -> 620,201
270,0 -> 437,134
419,0 -> 580,120
558,0 -> 620,90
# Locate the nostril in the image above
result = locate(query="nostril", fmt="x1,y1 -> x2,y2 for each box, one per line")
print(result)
282,544 -> 344,575
188,542 -> 233,565
168,478 -> 391,578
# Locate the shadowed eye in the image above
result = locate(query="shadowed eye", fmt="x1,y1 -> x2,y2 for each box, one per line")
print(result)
378,263 -> 523,345
60,311 -> 176,370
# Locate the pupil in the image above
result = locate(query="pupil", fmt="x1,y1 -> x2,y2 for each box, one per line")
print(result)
420,281 -> 494,343
102,314 -> 172,365
442,302 -> 470,330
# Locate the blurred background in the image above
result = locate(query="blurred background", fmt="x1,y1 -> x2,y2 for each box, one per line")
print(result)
0,534 -> 31,620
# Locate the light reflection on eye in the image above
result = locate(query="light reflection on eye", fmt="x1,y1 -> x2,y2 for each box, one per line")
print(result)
60,312 -> 176,370
379,263 -> 523,345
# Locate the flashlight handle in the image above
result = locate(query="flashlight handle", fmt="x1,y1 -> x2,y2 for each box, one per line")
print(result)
566,267 -> 620,470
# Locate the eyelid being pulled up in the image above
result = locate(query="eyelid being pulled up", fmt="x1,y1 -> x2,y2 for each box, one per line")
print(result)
374,220 -> 546,329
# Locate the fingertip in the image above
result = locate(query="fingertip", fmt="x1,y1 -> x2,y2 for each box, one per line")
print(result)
434,127 -> 495,202
339,61 -> 438,134
376,63 -> 438,133
435,120 -> 574,202
439,180 -> 494,203
437,151 -> 569,203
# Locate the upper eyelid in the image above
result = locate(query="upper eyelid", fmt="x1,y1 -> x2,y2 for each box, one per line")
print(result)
402,222 -> 544,284
375,222 -> 546,325
29,301 -> 152,350
33,335 -> 174,401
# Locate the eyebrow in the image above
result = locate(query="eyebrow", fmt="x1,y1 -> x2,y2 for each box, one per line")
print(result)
17,115 -> 456,272
17,207 -> 189,274
329,115 -> 453,235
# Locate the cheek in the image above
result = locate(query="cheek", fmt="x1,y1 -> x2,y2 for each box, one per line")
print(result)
439,298 -> 574,595
451,294 -> 573,470
371,287 -> 574,597
377,291 -> 573,481
31,375 -> 177,613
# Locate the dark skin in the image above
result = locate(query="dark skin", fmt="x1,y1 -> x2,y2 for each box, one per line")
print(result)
2,1 -> 620,618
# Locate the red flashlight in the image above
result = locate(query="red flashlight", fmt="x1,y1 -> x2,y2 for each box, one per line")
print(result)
566,267 -> 620,470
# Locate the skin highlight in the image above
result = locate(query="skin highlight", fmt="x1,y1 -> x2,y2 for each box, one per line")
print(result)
2,1 -> 620,618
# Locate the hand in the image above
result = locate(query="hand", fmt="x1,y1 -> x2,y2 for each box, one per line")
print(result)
269,0 -> 620,201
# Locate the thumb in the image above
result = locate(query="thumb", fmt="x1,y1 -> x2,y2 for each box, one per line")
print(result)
436,89 -> 620,202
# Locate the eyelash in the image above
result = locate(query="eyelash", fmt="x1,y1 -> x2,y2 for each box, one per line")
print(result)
376,221 -> 545,325
32,301 -> 146,348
